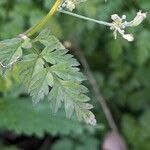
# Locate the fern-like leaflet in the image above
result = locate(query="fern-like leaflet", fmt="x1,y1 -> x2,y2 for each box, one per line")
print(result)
0,28 -> 96,125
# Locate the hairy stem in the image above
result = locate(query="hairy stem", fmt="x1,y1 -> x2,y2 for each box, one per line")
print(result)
24,0 -> 61,37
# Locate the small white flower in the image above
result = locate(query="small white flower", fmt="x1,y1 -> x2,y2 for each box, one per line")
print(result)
60,0 -> 87,11
122,15 -> 126,20
122,34 -> 134,42
66,0 -> 76,11
60,0 -> 75,11
130,10 -> 147,27
110,10 -> 146,42
111,14 -> 122,24
59,1 -> 146,42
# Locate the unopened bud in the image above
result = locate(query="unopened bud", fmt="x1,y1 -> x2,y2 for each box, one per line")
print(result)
123,34 -> 134,42
130,10 -> 147,27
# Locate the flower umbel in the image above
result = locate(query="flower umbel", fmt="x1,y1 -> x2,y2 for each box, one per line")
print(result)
58,2 -> 147,42
110,11 -> 147,41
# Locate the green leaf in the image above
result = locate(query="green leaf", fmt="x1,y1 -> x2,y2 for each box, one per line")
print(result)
29,68 -> 53,103
35,30 -> 79,66
48,80 -> 63,113
50,63 -> 86,82
18,29 -> 96,125
0,38 -> 22,66
0,98 -> 89,137
122,112 -> 150,150
48,78 -> 95,124
18,54 -> 44,90
52,135 -> 99,150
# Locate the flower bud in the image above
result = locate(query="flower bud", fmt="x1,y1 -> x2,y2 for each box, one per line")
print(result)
123,34 -> 134,42
130,10 -> 147,27
66,1 -> 75,11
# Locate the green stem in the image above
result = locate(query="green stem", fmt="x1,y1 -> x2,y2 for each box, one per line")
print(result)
58,9 -> 113,27
24,0 -> 61,37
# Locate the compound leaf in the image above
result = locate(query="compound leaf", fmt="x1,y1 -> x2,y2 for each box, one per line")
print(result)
17,29 -> 96,125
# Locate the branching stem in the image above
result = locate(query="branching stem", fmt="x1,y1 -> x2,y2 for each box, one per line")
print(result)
23,0 -> 113,38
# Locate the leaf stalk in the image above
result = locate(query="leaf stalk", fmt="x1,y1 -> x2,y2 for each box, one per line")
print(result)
25,0 -> 62,37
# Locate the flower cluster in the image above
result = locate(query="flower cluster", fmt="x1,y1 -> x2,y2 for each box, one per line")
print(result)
60,0 -> 86,11
110,11 -> 147,42
58,1 -> 146,42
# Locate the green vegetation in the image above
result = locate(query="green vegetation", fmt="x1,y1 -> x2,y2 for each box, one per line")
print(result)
0,0 -> 149,149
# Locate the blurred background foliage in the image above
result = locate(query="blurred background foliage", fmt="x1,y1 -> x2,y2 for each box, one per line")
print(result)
0,0 -> 150,149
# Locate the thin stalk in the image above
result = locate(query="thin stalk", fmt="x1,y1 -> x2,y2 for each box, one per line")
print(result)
58,9 -> 113,27
75,49 -> 118,131
25,0 -> 62,37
